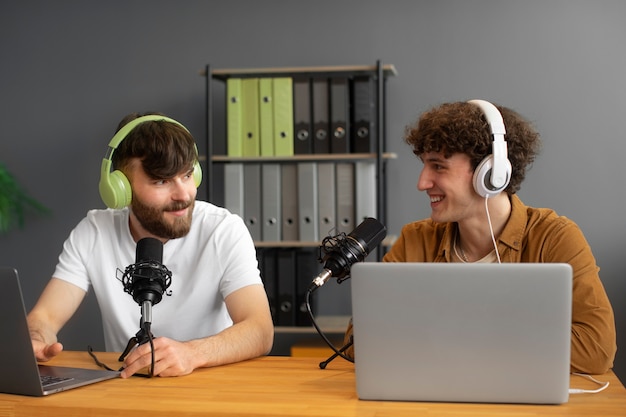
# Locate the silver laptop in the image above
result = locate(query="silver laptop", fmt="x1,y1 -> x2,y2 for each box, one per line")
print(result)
0,267 -> 119,396
350,262 -> 572,404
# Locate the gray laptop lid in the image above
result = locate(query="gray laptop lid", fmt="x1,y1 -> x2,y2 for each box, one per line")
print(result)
0,267 -> 119,396
350,263 -> 572,404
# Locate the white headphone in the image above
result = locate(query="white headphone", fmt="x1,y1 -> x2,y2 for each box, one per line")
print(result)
468,99 -> 512,198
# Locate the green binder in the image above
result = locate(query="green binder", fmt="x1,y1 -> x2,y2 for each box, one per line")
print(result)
273,77 -> 294,157
242,78 -> 260,157
259,78 -> 274,156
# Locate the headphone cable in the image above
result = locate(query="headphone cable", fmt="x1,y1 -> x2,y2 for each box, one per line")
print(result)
484,196 -> 502,263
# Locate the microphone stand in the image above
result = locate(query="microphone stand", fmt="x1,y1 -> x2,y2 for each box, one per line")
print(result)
118,300 -> 156,376
305,285 -> 354,369
319,336 -> 353,369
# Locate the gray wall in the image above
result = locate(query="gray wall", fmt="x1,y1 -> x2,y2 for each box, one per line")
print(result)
1,1 -> 624,382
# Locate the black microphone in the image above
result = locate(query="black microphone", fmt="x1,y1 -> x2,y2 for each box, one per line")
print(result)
310,217 -> 387,290
121,237 -> 172,324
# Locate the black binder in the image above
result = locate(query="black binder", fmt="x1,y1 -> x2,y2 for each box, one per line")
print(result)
330,77 -> 350,153
276,249 -> 297,326
312,78 -> 330,154
293,78 -> 312,154
258,248 -> 278,323
351,76 -> 377,153
296,248 -> 320,326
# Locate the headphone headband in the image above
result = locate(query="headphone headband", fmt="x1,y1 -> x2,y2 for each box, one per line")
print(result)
467,100 -> 511,198
467,100 -> 508,189
107,115 -> 189,153
467,99 -> 506,136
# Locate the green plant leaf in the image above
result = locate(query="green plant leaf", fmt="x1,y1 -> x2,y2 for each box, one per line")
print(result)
0,163 -> 50,234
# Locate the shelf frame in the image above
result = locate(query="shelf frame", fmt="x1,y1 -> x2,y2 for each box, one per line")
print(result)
203,61 -> 395,330
211,152 -> 397,163
200,64 -> 397,79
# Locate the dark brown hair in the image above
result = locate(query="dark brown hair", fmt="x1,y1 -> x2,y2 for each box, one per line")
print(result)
112,112 -> 197,180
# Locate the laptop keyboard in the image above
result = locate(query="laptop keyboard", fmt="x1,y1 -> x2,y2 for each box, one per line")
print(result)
41,374 -> 74,387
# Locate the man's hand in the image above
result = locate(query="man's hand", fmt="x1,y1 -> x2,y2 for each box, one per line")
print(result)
120,337 -> 199,378
27,277 -> 86,363
32,339 -> 64,362
120,284 -> 274,379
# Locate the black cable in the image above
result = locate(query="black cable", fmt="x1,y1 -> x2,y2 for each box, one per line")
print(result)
88,322 -> 156,377
87,345 -> 123,372
305,287 -> 354,364
144,322 -> 156,377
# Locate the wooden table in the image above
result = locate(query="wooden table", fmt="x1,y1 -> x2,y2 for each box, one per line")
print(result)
0,351 -> 624,416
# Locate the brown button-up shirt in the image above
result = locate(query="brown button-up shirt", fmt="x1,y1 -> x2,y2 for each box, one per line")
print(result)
345,194 -> 616,374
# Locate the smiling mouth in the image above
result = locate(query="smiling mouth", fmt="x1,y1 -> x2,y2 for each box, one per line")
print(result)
430,195 -> 444,203
164,203 -> 191,217
166,202 -> 191,211
166,207 -> 189,217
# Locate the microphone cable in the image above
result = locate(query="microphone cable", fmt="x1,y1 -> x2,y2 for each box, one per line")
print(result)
142,321 -> 156,377
87,345 -> 124,372
88,334 -> 155,377
305,285 -> 354,365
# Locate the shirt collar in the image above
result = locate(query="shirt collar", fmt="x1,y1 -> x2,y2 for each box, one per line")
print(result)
436,194 -> 526,260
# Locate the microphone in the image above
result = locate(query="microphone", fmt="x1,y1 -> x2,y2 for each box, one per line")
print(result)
121,237 -> 172,325
311,217 -> 386,290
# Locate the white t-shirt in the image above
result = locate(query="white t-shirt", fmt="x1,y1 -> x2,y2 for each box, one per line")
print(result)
53,201 -> 262,351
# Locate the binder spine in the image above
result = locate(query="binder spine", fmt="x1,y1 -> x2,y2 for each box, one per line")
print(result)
352,76 -> 376,153
312,78 -> 330,154
273,77 -> 294,157
330,77 -> 350,153
293,78 -> 312,154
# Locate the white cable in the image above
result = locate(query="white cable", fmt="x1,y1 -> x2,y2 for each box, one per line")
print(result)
484,202 -> 609,396
569,373 -> 610,394
484,196 -> 501,263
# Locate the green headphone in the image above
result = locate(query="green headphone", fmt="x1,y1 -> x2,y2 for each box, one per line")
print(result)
98,115 -> 202,209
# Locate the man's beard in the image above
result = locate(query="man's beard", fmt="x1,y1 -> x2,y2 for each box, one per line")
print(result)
131,196 -> 194,239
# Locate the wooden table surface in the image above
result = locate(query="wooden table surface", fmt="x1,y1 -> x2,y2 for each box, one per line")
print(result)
0,351 -> 624,416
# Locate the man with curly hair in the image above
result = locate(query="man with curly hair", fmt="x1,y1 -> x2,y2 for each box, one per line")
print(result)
345,100 -> 616,374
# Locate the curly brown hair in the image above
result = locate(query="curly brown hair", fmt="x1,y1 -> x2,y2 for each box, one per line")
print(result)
404,101 -> 542,194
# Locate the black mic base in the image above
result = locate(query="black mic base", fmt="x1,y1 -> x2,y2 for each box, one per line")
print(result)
118,322 -> 154,362
319,338 -> 353,369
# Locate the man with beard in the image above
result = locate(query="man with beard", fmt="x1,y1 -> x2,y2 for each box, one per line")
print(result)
27,113 -> 274,378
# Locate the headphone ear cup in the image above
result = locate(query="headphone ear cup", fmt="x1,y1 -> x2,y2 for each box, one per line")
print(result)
473,156 -> 512,198
193,160 -> 202,188
99,169 -> 132,209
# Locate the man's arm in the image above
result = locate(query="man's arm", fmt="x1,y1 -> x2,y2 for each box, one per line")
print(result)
569,258 -> 617,374
120,283 -> 274,378
550,220 -> 617,374
27,277 -> 87,361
